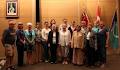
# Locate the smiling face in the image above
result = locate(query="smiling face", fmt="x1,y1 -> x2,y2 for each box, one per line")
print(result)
9,20 -> 15,29
99,21 -> 104,28
63,19 -> 68,24
18,24 -> 23,29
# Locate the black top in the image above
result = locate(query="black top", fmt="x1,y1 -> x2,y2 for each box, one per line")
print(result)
48,31 -> 59,45
2,28 -> 16,46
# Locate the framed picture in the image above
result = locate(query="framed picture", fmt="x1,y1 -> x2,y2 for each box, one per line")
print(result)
6,0 -> 18,17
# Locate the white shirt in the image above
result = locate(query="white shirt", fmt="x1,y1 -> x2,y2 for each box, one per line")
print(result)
53,32 -> 56,44
87,32 -> 91,40
59,30 -> 71,46
41,28 -> 51,40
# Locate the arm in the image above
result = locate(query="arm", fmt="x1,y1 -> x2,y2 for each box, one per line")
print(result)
1,30 -> 7,46
41,29 -> 46,40
106,32 -> 109,47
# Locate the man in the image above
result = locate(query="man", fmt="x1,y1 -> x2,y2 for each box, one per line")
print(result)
1,20 -> 16,70
59,19 -> 70,31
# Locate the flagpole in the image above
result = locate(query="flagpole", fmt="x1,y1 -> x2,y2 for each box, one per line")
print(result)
116,0 -> 120,54
78,0 -> 80,23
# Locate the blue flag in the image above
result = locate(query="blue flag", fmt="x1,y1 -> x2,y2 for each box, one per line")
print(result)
110,11 -> 119,48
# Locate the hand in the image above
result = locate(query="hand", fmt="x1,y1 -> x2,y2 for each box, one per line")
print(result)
48,43 -> 50,47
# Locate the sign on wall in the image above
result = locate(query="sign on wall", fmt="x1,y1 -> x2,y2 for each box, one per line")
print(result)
6,0 -> 18,17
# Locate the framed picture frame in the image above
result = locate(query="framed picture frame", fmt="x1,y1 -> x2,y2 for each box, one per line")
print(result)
6,0 -> 18,17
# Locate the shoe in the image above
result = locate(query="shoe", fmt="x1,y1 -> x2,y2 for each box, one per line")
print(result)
100,64 -> 105,68
45,60 -> 49,63
64,61 -> 68,64
62,61 -> 65,64
50,62 -> 54,64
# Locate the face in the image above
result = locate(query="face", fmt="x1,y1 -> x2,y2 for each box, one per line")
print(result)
52,24 -> 56,31
62,24 -> 67,31
81,21 -> 86,27
18,24 -> 23,29
87,24 -> 92,31
63,19 -> 67,24
72,21 -> 75,26
36,24 -> 39,28
9,20 -> 15,29
76,25 -> 81,32
51,19 -> 56,24
28,25 -> 32,30
99,21 -> 104,28
45,22 -> 49,28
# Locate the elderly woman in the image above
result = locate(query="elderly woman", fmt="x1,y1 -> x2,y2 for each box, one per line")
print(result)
71,25 -> 85,66
24,23 -> 36,64
48,24 -> 59,64
41,21 -> 51,62
34,24 -> 43,63
96,21 -> 109,68
59,24 -> 71,64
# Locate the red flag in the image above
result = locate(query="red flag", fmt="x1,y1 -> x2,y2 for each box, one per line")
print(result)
81,11 -> 89,26
96,5 -> 101,21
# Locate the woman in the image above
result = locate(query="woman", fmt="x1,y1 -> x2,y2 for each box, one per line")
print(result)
49,19 -> 56,29
41,21 -> 51,62
48,24 -> 59,64
34,24 -> 43,63
16,22 -> 25,66
24,22 -> 36,64
96,21 -> 109,68
85,23 -> 96,67
71,25 -> 84,66
68,20 -> 76,63
59,24 -> 71,64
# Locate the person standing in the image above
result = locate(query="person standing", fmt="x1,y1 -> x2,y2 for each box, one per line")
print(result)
1,20 -> 16,70
84,24 -> 96,67
59,24 -> 71,64
24,23 -> 36,64
34,24 -> 43,63
16,22 -> 25,66
71,25 -> 85,66
96,21 -> 109,68
41,21 -> 51,62
48,24 -> 59,64
68,20 -> 76,63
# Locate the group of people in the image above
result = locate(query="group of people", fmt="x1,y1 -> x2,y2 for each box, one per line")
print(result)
1,19 -> 109,70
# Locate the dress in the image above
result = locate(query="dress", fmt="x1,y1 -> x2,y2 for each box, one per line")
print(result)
71,31 -> 84,65
96,27 -> 108,64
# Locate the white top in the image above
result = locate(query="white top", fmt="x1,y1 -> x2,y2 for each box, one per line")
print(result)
53,32 -> 56,44
59,23 -> 70,31
41,28 -> 51,41
59,30 -> 71,46
81,27 -> 87,34
86,32 -> 91,40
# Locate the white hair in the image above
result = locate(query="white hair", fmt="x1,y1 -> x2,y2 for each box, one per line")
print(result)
27,22 -> 32,26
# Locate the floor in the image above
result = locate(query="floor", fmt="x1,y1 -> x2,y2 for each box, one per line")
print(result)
17,55 -> 120,70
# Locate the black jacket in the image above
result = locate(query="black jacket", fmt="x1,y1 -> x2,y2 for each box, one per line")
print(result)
48,31 -> 59,45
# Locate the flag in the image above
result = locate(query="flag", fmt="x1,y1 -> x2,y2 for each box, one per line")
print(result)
96,5 -> 101,21
81,11 -> 89,26
110,11 -> 119,48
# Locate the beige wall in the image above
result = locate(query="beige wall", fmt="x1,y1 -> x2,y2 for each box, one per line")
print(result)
41,0 -> 116,26
0,0 -> 35,57
0,0 -> 118,57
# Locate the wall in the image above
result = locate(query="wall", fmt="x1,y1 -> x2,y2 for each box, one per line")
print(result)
40,0 -> 116,26
0,0 -> 118,57
0,0 -> 35,57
